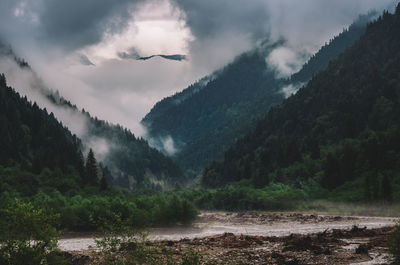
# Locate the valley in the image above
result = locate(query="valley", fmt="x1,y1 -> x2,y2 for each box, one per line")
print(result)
0,1 -> 400,264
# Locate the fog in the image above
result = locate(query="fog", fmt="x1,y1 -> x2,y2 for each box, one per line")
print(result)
0,0 -> 396,139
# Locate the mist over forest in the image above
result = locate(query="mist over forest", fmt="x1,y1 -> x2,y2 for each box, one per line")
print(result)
1,1 -> 400,264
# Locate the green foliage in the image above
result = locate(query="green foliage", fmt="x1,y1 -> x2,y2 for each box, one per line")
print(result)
92,225 -> 203,265
180,249 -> 202,265
0,200 -> 64,265
0,166 -> 198,231
85,149 -> 98,186
177,183 -> 310,211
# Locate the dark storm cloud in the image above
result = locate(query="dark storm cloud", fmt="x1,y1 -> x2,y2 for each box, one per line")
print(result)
170,0 -> 396,77
1,0 -> 396,56
172,0 -> 396,44
0,0 -> 148,52
172,0 -> 268,40
37,0 -> 142,51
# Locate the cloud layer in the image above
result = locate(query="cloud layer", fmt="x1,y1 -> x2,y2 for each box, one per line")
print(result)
0,0 -> 397,137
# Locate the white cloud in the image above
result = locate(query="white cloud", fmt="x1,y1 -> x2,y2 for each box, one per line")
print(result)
267,46 -> 308,78
0,0 -> 396,140
281,83 -> 305,98
162,136 -> 177,156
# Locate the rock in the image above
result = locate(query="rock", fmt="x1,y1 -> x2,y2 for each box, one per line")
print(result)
355,244 -> 369,254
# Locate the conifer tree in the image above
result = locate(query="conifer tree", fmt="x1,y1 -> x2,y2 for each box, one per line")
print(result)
85,149 -> 98,186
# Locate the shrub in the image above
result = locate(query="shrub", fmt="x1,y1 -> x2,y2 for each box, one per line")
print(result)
0,200 -> 65,265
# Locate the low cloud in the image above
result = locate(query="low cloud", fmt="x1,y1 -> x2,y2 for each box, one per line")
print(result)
161,136 -> 178,156
281,83 -> 305,99
0,52 -> 115,162
147,134 -> 179,156
266,46 -> 309,78
0,0 -> 396,149
83,136 -> 114,162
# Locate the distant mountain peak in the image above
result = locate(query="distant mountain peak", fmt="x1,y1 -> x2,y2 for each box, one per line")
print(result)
117,47 -> 187,62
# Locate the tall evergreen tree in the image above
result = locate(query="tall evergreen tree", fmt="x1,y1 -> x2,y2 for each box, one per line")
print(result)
85,149 -> 98,186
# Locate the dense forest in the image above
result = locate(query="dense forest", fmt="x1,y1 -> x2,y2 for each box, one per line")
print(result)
82,113 -> 184,189
0,74 -> 83,175
0,43 -> 184,189
0,74 -> 196,233
203,7 -> 400,202
143,12 -> 376,177
143,44 -> 283,176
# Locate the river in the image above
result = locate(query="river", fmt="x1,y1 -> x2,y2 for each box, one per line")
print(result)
59,212 -> 398,252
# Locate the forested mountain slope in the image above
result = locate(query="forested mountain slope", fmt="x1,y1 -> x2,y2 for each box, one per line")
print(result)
0,74 -> 83,175
289,12 -> 377,85
143,13 -> 376,177
0,44 -> 184,189
143,46 -> 284,176
203,6 -> 400,198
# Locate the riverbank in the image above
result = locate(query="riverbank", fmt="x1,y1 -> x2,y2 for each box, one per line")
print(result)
59,212 -> 398,264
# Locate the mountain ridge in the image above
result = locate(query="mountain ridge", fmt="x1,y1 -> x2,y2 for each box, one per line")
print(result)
202,6 -> 400,195
142,12 -> 377,177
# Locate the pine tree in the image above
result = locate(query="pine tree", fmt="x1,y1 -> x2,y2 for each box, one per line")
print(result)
85,149 -> 98,186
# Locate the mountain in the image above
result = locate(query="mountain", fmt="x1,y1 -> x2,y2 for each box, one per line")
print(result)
143,44 -> 284,177
142,12 -> 376,177
0,74 -> 83,175
289,12 -> 377,85
82,113 -> 184,189
203,6 -> 400,197
0,44 -> 184,189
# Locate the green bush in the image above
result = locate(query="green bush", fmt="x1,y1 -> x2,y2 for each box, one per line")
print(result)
0,200 -> 66,265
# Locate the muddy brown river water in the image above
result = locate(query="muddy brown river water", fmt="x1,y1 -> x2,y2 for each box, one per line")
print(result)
59,212 -> 398,252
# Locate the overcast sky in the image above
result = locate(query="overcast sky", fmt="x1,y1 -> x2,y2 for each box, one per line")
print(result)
0,0 -> 396,136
